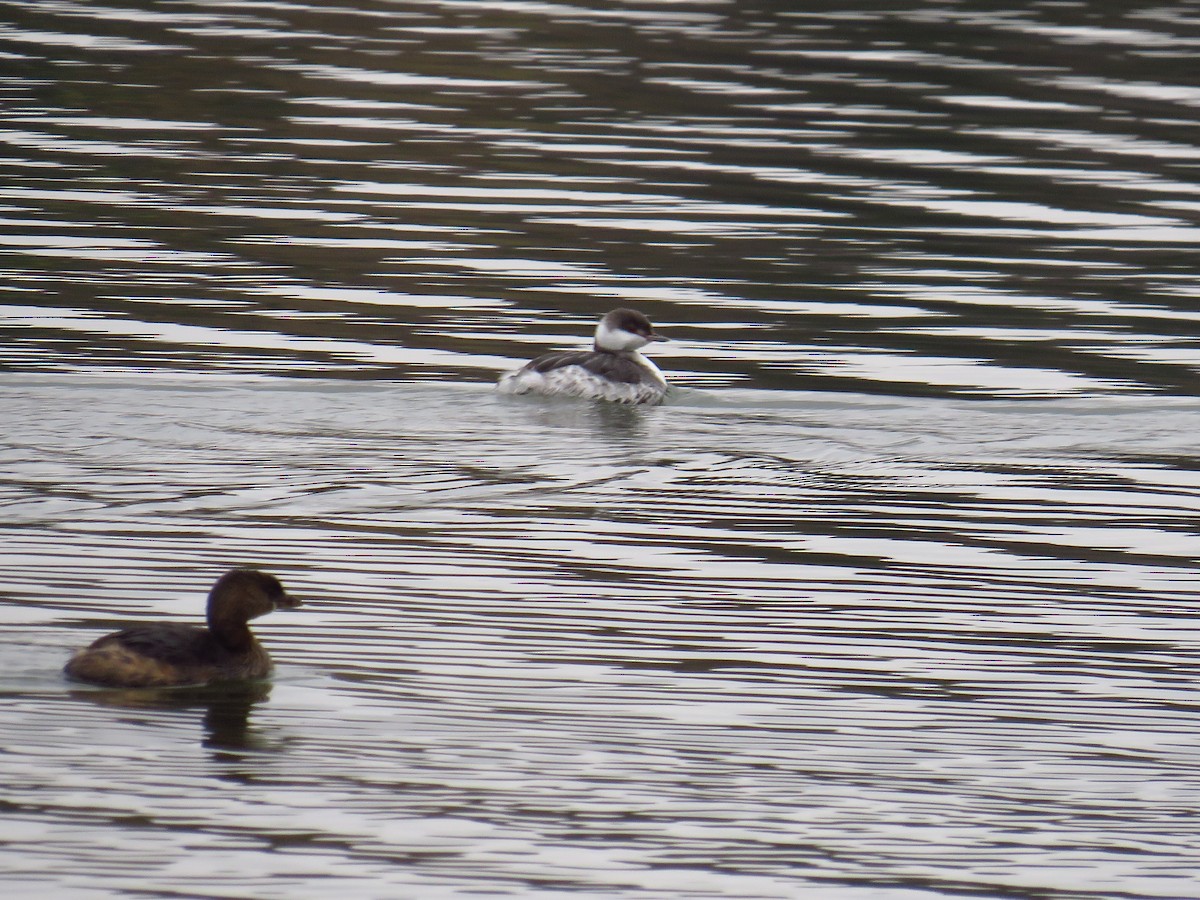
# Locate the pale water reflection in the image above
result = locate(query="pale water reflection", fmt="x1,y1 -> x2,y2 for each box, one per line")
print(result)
4,376 -> 1200,897
5,0 -> 1200,896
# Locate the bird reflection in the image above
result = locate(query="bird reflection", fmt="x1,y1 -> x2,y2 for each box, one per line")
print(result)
505,394 -> 652,443
69,681 -> 275,755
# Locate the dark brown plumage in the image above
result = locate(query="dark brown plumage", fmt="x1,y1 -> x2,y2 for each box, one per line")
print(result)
64,568 -> 301,688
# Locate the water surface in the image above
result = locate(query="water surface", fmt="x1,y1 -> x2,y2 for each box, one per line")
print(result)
4,1 -> 1200,897
3,0 -> 1200,396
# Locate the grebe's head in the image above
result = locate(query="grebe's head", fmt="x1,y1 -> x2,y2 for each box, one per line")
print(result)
206,568 -> 301,631
594,308 -> 668,352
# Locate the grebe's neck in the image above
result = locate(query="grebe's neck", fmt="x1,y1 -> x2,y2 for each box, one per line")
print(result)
594,319 -> 648,353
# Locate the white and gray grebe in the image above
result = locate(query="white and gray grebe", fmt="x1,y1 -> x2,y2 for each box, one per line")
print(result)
497,308 -> 669,404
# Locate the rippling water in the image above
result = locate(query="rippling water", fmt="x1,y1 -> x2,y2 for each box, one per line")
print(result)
5,0 -> 1200,397
4,1 -> 1200,897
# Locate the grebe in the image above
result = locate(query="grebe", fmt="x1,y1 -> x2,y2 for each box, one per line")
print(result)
64,568 -> 301,688
498,308 -> 669,404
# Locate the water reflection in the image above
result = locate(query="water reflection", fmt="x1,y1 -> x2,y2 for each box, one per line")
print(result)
70,682 -> 275,755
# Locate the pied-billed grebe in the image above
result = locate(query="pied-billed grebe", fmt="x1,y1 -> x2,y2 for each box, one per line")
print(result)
64,568 -> 301,688
497,308 -> 670,404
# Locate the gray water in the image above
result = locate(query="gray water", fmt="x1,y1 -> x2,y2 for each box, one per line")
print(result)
3,1 -> 1200,897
